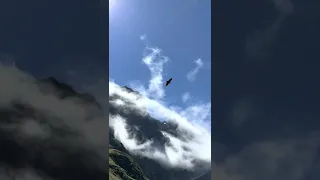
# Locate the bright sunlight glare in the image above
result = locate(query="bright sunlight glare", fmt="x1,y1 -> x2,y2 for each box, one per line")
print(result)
109,0 -> 116,9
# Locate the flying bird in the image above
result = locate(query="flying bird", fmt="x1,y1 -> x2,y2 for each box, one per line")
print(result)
165,78 -> 172,86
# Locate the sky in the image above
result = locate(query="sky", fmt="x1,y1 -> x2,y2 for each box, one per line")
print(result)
0,0 -> 108,87
108,0 -> 212,171
109,0 -> 211,111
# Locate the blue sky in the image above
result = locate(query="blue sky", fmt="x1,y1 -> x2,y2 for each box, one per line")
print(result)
109,0 -> 211,111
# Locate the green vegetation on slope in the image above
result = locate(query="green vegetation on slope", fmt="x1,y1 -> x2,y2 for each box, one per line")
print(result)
109,149 -> 149,180
109,132 -> 149,180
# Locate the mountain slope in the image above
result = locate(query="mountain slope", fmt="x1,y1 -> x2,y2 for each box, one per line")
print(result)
0,75 -> 110,180
109,131 -> 149,180
0,74 -> 210,180
38,78 -> 149,180
0,73 -> 150,180
40,78 -> 150,180
109,86 -> 211,180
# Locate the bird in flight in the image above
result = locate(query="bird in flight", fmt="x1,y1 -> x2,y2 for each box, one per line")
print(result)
165,78 -> 172,86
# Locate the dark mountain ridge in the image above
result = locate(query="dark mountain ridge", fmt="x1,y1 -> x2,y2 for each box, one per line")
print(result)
37,77 -> 101,108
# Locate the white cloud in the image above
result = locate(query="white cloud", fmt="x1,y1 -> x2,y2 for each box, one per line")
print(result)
130,36 -> 171,100
180,103 -> 211,127
182,92 -> 191,103
186,58 -> 203,82
110,115 -> 153,151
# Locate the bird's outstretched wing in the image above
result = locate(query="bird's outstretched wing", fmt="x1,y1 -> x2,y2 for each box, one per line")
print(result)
165,78 -> 172,86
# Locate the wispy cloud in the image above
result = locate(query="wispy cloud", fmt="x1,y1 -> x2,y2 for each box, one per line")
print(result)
140,34 -> 147,41
186,58 -> 203,82
182,92 -> 191,103
142,47 -> 169,99
135,34 -> 170,100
